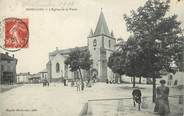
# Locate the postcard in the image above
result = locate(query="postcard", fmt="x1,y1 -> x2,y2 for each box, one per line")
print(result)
0,0 -> 184,116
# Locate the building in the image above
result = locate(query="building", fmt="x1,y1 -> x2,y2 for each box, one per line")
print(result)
160,72 -> 184,87
47,11 -> 116,82
19,70 -> 48,84
47,47 -> 88,82
0,52 -> 17,84
28,73 -> 41,83
16,72 -> 32,84
39,69 -> 48,82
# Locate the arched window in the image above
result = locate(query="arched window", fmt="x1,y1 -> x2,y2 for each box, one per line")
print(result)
93,39 -> 97,47
56,63 -> 60,73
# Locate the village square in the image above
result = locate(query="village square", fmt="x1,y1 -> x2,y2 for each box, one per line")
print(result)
0,0 -> 184,116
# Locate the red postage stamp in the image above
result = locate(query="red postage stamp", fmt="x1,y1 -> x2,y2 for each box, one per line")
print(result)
4,18 -> 29,48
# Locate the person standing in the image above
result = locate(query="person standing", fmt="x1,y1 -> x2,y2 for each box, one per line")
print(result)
92,74 -> 97,83
63,79 -> 66,86
71,80 -> 74,87
76,79 -> 80,91
154,80 -> 170,116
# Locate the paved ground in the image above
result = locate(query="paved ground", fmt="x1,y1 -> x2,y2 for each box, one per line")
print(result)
0,84 -> 22,93
0,83 -> 183,116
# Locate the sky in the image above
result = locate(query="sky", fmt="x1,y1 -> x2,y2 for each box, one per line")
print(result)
0,0 -> 184,74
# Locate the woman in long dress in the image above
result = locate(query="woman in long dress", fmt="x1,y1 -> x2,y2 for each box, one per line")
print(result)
154,80 -> 170,116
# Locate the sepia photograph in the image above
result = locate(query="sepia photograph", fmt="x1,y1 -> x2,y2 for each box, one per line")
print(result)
0,0 -> 184,116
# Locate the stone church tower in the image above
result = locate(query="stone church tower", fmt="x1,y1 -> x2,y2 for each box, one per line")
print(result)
88,10 -> 116,82
47,10 -> 116,82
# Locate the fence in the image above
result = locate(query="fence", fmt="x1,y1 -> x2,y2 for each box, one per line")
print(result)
80,95 -> 184,116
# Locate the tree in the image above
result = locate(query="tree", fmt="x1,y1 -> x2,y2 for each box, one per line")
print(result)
124,0 -> 184,102
108,36 -> 143,87
108,52 -> 125,83
108,39 -> 128,83
174,35 -> 184,72
125,36 -> 143,88
64,47 -> 93,90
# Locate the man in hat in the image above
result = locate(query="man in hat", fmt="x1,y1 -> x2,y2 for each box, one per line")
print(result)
154,80 -> 170,116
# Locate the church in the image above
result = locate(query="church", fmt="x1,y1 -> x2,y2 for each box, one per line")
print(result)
47,11 -> 116,82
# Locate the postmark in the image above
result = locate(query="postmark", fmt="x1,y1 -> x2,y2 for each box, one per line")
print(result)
0,17 -> 29,52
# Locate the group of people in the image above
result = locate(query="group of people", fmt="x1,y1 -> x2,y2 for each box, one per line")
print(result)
42,79 -> 49,87
64,79 -> 86,91
76,80 -> 82,91
42,77 -> 171,116
106,79 -> 116,84
132,79 -> 170,116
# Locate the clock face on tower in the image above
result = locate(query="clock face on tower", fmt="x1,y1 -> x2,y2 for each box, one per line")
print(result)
93,39 -> 97,47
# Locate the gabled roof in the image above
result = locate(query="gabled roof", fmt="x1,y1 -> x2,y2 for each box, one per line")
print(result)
94,11 -> 110,36
49,46 -> 88,57
32,73 -> 41,78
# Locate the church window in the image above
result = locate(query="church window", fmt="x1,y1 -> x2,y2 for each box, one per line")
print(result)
109,40 -> 111,48
56,63 -> 60,73
93,39 -> 97,47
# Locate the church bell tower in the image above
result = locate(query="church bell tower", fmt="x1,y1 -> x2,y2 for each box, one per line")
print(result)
88,10 -> 116,82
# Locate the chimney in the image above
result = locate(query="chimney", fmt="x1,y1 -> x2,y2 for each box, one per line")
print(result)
5,52 -> 9,56
56,47 -> 59,51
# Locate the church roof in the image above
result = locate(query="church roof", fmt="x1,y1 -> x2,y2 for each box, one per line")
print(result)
49,46 -> 87,56
94,11 -> 110,36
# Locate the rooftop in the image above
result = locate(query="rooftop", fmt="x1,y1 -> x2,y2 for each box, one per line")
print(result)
0,52 -> 17,61
17,72 -> 31,76
93,10 -> 110,36
49,46 -> 87,57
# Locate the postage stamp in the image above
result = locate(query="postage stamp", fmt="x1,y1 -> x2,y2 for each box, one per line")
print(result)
4,18 -> 29,49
